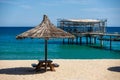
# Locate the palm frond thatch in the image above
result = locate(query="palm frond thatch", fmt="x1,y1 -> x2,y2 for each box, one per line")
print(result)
16,15 -> 75,39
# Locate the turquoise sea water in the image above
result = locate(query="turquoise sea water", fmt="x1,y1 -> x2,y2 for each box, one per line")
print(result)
0,27 -> 120,60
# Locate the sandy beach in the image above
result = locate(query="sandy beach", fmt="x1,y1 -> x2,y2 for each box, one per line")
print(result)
0,59 -> 120,80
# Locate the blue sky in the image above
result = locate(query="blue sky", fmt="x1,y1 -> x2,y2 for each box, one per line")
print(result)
0,0 -> 120,27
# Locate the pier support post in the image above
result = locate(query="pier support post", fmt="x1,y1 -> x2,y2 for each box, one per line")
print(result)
94,37 -> 96,44
76,36 -> 78,44
70,38 -> 73,44
89,36 -> 92,44
63,39 -> 65,44
100,35 -> 103,48
92,37 -> 94,44
86,36 -> 88,45
68,38 -> 70,44
72,38 -> 74,44
110,36 -> 112,50
79,37 -> 82,45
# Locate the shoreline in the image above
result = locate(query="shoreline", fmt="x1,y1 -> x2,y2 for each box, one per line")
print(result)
0,59 -> 120,80
0,59 -> 120,60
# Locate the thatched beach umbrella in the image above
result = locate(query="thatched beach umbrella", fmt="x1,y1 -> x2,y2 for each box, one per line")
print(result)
16,15 -> 75,71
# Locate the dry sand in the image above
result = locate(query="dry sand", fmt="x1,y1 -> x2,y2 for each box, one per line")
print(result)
0,59 -> 120,80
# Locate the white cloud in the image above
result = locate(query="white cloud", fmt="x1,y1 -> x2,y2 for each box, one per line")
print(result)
39,2 -> 58,6
39,0 -> 93,6
0,0 -> 18,5
0,0 -> 32,9
61,0 -> 92,5
80,7 -> 120,13
19,5 -> 32,9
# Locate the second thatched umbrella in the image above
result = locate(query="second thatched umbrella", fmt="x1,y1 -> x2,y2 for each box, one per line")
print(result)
16,15 -> 75,71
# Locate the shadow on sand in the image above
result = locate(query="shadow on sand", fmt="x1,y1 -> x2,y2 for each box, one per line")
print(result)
0,67 -> 49,75
108,66 -> 120,72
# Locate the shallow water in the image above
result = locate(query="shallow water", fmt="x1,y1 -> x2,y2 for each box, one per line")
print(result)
0,27 -> 120,60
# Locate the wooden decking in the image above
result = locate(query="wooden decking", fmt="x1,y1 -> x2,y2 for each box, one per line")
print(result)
73,32 -> 120,37
63,32 -> 120,50
57,18 -> 120,50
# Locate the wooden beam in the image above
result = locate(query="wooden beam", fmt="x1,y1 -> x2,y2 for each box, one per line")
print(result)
100,36 -> 103,48
79,37 -> 82,45
63,39 -> 65,44
86,36 -> 88,44
94,37 -> 96,44
45,39 -> 48,71
76,36 -> 78,44
110,36 -> 112,50
89,36 -> 92,44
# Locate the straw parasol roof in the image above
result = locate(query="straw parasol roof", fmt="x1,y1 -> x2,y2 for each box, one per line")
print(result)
16,15 -> 75,71
16,15 -> 75,39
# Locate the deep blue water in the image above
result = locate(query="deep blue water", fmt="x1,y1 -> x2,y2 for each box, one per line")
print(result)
0,27 -> 120,60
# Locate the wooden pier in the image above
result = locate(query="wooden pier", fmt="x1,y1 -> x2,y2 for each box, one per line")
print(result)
57,18 -> 120,50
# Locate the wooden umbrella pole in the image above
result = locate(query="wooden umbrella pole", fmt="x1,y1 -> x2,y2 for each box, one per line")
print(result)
45,39 -> 48,71
16,15 -> 75,72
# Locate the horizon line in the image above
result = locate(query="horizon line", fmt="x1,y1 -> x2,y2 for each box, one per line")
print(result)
0,26 -> 120,27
